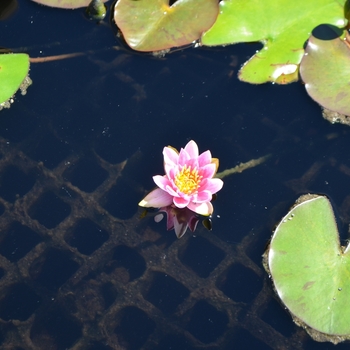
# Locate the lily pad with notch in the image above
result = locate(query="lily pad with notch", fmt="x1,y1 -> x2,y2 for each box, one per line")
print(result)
264,194 -> 350,344
201,0 -> 347,84
300,25 -> 350,119
114,0 -> 219,52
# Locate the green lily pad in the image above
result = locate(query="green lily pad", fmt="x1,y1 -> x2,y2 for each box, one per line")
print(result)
265,194 -> 350,343
114,0 -> 219,52
201,0 -> 347,84
300,28 -> 350,117
0,53 -> 30,107
31,0 -> 107,9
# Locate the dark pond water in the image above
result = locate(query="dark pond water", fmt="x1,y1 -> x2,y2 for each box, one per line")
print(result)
1,0 -> 350,349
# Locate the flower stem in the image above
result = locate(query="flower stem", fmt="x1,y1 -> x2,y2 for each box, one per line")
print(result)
216,154 -> 271,179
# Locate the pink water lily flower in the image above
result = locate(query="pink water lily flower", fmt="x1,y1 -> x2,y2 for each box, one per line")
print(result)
139,140 -> 223,216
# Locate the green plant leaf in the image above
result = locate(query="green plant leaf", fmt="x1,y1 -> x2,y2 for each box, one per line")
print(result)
201,0 -> 347,84
31,0 -> 107,9
114,0 -> 219,52
266,194 -> 350,342
300,28 -> 350,117
0,53 -> 30,107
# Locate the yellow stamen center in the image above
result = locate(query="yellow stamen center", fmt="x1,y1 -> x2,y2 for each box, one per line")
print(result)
174,165 -> 202,195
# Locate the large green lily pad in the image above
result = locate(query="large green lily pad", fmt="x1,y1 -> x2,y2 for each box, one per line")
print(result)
0,53 -> 30,106
114,0 -> 219,52
201,0 -> 347,84
300,29 -> 350,117
265,194 -> 350,343
31,0 -> 107,9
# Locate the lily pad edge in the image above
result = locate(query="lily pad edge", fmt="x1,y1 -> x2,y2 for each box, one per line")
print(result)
0,53 -> 31,111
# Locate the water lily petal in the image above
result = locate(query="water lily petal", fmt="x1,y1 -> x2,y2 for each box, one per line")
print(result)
178,148 -> 191,165
164,164 -> 172,178
200,163 -> 216,179
185,158 -> 198,170
164,166 -> 177,181
165,184 -> 179,197
198,150 -> 212,167
188,201 -> 213,216
185,140 -> 199,158
200,178 -> 223,194
173,196 -> 190,208
163,146 -> 178,167
139,188 -> 173,208
153,175 -> 171,191
195,190 -> 212,203
184,140 -> 199,159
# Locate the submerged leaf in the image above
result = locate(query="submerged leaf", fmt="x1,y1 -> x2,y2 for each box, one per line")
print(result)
201,0 -> 347,84
114,0 -> 219,52
86,0 -> 106,21
300,28 -> 350,117
265,195 -> 350,343
0,53 -> 30,108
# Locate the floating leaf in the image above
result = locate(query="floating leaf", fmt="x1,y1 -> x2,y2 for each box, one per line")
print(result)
0,53 -> 30,108
300,27 -> 350,117
201,0 -> 347,84
265,194 -> 350,343
114,0 -> 219,52
31,0 -> 107,9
